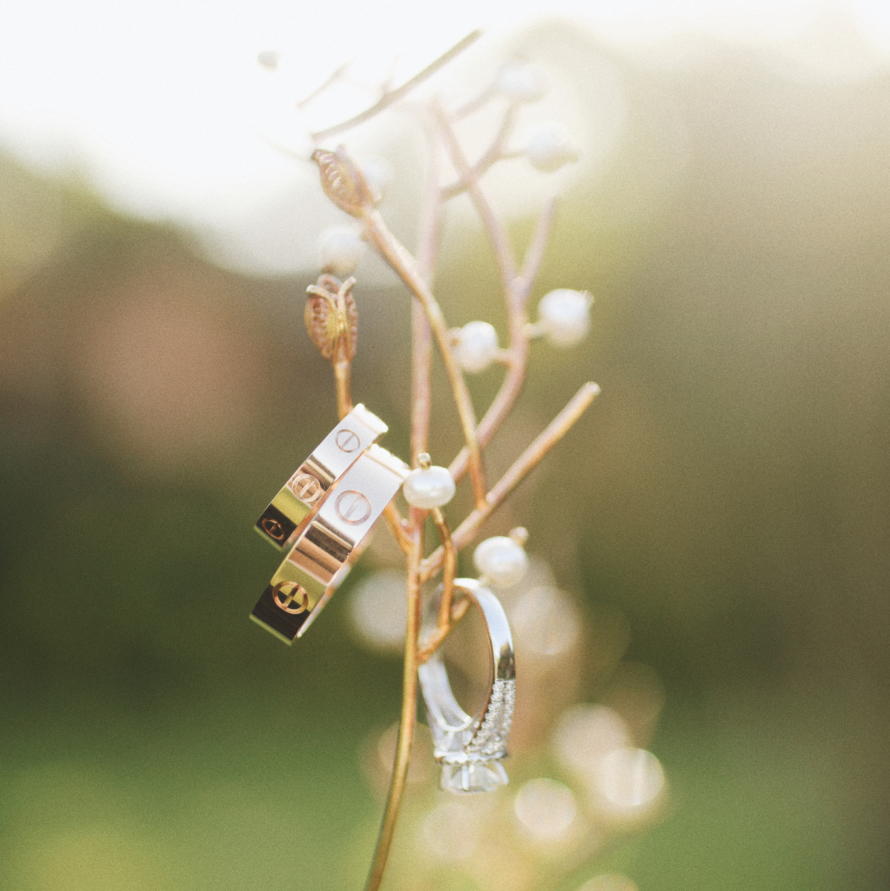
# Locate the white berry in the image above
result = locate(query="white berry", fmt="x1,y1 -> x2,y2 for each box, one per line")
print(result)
524,123 -> 578,172
402,465 -> 455,509
454,321 -> 499,373
359,155 -> 393,201
495,60 -> 547,102
473,536 -> 529,588
537,289 -> 592,347
318,226 -> 365,277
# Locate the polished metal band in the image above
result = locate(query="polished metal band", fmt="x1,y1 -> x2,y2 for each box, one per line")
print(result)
255,403 -> 388,550
251,444 -> 409,643
418,578 -> 516,794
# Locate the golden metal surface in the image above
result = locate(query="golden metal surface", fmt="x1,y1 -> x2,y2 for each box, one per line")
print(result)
254,403 -> 387,549
251,444 -> 409,643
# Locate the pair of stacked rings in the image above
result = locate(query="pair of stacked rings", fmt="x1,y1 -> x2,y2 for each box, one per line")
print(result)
251,404 -> 408,642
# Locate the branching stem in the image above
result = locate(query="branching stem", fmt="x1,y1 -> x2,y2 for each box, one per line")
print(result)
422,381 -> 600,582
312,31 -> 482,141
362,208 -> 487,507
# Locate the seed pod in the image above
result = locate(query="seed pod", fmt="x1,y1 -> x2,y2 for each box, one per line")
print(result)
304,274 -> 358,361
311,147 -> 377,217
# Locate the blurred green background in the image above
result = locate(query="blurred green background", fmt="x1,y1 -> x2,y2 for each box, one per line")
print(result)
3,17 -> 890,891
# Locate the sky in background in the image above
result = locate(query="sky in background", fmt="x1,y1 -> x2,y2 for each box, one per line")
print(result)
3,0 -> 890,272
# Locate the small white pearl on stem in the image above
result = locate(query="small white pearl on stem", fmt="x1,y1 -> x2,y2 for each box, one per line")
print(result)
454,321 -> 499,373
524,122 -> 578,172
402,465 -> 456,509
318,226 -> 365,277
474,535 -> 529,588
495,60 -> 548,102
537,289 -> 593,347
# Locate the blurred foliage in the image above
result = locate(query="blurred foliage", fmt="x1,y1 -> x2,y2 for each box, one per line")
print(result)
3,21 -> 890,891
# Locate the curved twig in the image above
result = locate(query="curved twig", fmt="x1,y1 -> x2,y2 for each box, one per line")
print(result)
312,31 -> 482,141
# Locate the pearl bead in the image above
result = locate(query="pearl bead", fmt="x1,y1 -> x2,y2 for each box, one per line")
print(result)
402,465 -> 456,509
495,61 -> 547,102
473,536 -> 529,588
359,155 -> 393,200
318,226 -> 365,276
537,289 -> 592,347
454,321 -> 499,373
524,122 -> 578,172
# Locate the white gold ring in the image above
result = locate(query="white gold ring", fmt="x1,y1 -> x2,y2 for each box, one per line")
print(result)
418,577 -> 516,794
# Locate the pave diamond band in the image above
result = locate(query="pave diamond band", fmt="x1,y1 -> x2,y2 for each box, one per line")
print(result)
418,578 -> 516,794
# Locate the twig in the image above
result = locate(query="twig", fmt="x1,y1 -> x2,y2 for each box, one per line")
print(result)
421,381 -> 600,582
364,526 -> 424,891
417,595 -> 470,664
365,113 -> 454,888
440,102 -> 518,200
432,101 -> 517,288
362,208 -> 488,507
452,83 -> 496,119
449,197 -> 558,482
297,62 -> 351,110
432,507 -> 457,630
312,30 -> 482,141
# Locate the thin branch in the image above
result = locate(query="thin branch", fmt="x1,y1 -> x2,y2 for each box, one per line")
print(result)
452,83 -> 496,119
297,62 -> 351,110
432,101 -> 517,288
312,30 -> 482,141
411,118 -> 444,460
449,197 -> 558,482
440,102 -> 518,200
417,593 -> 469,664
364,527 -> 424,891
362,208 -> 488,507
519,194 -> 558,288
422,381 -> 600,581
432,508 -> 457,631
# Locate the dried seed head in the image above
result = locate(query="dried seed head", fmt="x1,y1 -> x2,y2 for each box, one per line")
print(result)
311,146 -> 377,217
304,274 -> 358,361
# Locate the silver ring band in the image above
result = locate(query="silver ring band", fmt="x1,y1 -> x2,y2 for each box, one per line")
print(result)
418,578 -> 516,793
251,444 -> 408,642
254,403 -> 388,550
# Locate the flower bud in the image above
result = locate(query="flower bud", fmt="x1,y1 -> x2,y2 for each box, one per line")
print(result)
312,146 -> 377,217
304,274 -> 358,361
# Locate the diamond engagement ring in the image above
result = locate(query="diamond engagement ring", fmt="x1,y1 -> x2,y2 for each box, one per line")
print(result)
418,577 -> 516,794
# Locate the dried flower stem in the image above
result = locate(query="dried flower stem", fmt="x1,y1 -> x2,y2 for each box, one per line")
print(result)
432,507 -> 457,629
417,596 -> 470,664
364,525 -> 424,891
365,121 -> 456,891
361,208 -> 488,507
440,102 -> 518,200
422,381 -> 600,582
312,31 -> 482,142
433,101 -> 517,287
449,196 -> 558,482
300,41 -> 596,890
